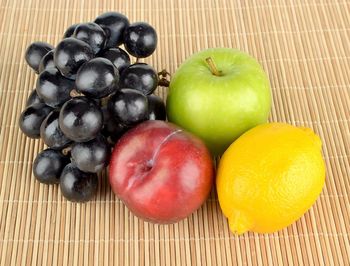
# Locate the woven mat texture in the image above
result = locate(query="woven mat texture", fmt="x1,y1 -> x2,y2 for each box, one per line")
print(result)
0,0 -> 349,265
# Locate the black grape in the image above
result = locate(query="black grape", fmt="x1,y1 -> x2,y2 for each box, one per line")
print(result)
123,22 -> 157,58
147,94 -> 166,120
33,148 -> 70,184
25,42 -> 54,73
26,89 -> 43,107
38,50 -> 55,73
19,103 -> 53,138
54,37 -> 94,79
36,68 -> 75,107
60,163 -> 98,202
71,135 -> 110,173
119,63 -> 158,95
40,109 -> 72,149
107,88 -> 148,125
59,97 -> 103,142
94,12 -> 129,48
73,22 -> 106,55
75,57 -> 119,99
99,47 -> 130,73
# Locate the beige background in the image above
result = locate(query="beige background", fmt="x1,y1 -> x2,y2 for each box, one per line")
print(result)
0,0 -> 349,265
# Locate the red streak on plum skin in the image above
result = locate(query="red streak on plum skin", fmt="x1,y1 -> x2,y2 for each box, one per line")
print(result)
109,121 -> 214,223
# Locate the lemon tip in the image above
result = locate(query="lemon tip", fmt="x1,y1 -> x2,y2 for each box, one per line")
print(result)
227,210 -> 253,235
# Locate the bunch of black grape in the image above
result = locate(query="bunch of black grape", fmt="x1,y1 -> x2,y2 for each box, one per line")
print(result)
19,12 -> 167,202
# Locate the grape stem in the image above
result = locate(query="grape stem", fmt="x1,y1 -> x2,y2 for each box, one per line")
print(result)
62,146 -> 72,156
158,78 -> 170,87
158,69 -> 171,78
70,89 -> 84,97
205,57 -> 222,76
158,69 -> 171,87
100,96 -> 109,107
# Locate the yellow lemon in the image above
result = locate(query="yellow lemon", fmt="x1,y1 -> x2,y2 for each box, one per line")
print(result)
216,123 -> 326,234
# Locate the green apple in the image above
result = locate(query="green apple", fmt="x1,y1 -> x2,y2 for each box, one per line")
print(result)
166,48 -> 271,155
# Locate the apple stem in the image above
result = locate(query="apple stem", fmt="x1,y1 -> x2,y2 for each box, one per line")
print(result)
205,57 -> 222,76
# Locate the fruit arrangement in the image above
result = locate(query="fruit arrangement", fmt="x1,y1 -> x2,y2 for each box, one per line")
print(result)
166,49 -> 325,232
19,11 -> 326,233
19,12 -> 166,202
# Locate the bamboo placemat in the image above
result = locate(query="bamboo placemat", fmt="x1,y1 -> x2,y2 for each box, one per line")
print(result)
0,0 -> 349,265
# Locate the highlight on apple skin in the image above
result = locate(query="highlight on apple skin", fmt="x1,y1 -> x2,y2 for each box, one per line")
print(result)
109,120 -> 214,223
